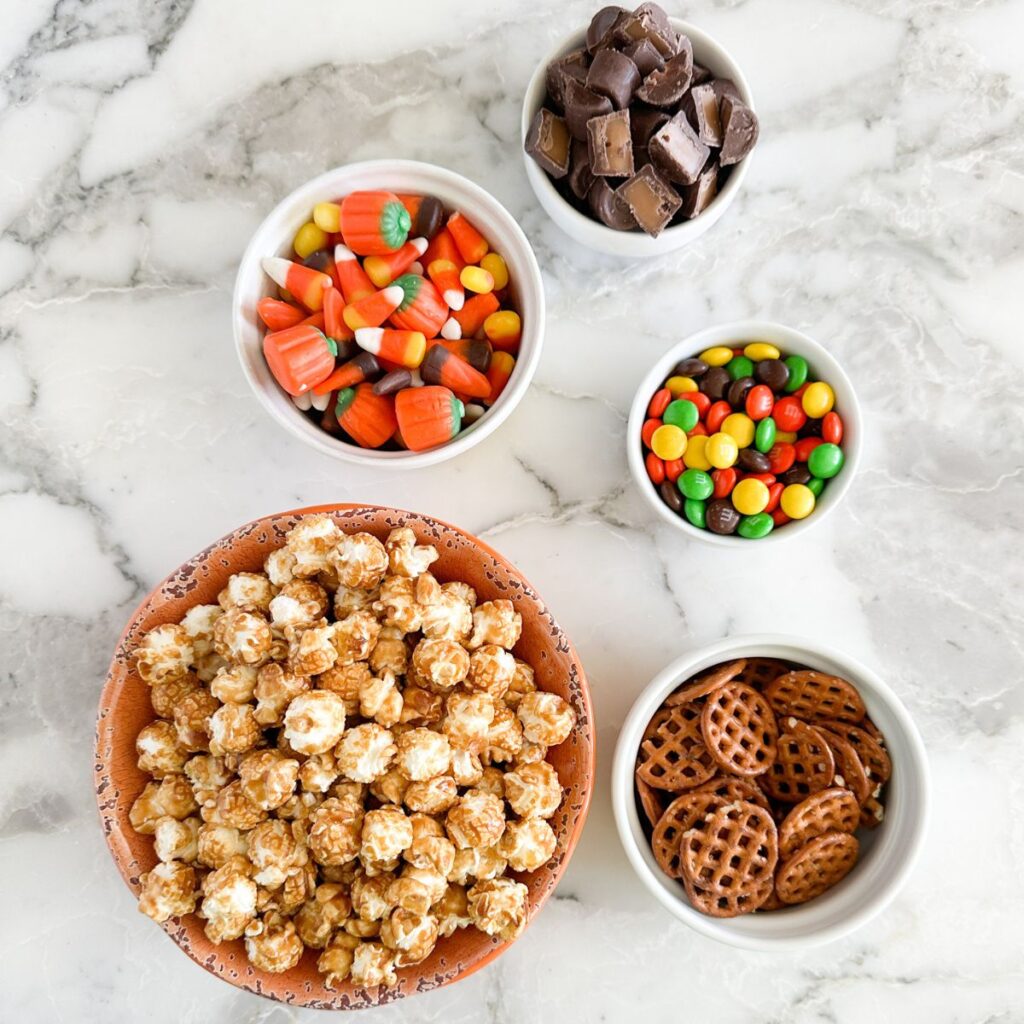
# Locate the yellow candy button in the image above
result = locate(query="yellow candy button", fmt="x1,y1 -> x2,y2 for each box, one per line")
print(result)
802,381 -> 835,418
651,424 -> 688,461
744,342 -> 781,362
665,375 -> 698,396
775,430 -> 798,443
732,478 -> 769,515
706,432 -> 738,469
682,433 -> 711,470
721,412 -> 755,448
699,346 -> 733,367
781,483 -> 815,519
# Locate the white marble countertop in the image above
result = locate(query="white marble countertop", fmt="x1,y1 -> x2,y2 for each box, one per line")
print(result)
2,0 -> 1023,1020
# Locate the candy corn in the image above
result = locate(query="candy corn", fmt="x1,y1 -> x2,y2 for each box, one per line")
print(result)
421,345 -> 491,399
396,386 -> 463,451
460,265 -> 494,295
422,227 -> 464,271
447,212 -> 488,264
483,310 -> 521,352
313,351 -> 380,396
486,351 -> 515,405
453,292 -> 500,337
427,259 -> 464,311
263,323 -> 337,396
363,237 -> 428,288
432,338 -> 492,374
257,297 -> 305,332
388,274 -> 448,338
335,384 -> 397,448
355,327 -> 426,369
333,244 -> 376,304
343,285 -> 404,331
323,287 -> 354,343
339,190 -> 411,256
440,317 -> 462,340
261,257 -> 333,312
480,252 -> 509,290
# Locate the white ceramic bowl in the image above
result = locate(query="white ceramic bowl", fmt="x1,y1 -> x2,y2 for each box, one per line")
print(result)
521,19 -> 755,258
627,320 -> 862,545
612,635 -> 929,950
233,160 -> 545,467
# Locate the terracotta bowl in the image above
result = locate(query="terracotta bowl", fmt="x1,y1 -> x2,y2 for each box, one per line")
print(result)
95,504 -> 594,1010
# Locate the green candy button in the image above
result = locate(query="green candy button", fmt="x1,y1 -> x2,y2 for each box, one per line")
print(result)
807,476 -> 825,497
678,468 -> 714,501
784,355 -> 808,392
755,416 -> 776,454
663,398 -> 699,432
726,355 -> 754,381
737,512 -> 774,539
684,498 -> 707,529
808,442 -> 844,479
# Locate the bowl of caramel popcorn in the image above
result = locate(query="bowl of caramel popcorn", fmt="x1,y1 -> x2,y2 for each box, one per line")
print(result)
95,505 -> 594,1009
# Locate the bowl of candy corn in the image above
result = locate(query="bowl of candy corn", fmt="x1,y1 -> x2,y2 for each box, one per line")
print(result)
233,161 -> 544,466
627,321 -> 862,544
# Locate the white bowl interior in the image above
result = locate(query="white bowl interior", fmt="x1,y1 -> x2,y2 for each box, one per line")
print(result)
612,636 -> 929,949
521,19 -> 755,258
626,320 -> 862,546
233,159 -> 545,467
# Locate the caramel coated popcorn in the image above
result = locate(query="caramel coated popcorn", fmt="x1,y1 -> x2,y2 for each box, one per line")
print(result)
128,518 -> 575,988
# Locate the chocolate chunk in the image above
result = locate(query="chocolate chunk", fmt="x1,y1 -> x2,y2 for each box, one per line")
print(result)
635,40 -> 693,107
710,77 -> 743,104
545,49 -> 590,110
691,62 -> 713,86
588,178 -> 637,231
615,164 -> 681,237
525,108 -> 571,178
621,38 -> 664,78
587,49 -> 641,110
680,161 -> 718,219
564,78 -> 613,141
630,104 -> 669,149
587,108 -> 634,177
648,112 -> 710,185
586,6 -> 627,52
373,369 -> 413,396
568,138 -> 595,199
616,2 -> 677,58
719,96 -> 760,166
413,195 -> 444,239
690,83 -> 722,146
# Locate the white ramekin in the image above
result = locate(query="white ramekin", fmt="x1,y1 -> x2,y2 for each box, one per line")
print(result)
627,320 -> 862,545
233,160 -> 545,467
612,635 -> 929,950
521,19 -> 755,258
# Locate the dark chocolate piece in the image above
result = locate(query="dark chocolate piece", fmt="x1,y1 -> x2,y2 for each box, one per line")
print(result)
690,83 -> 722,146
586,6 -> 627,52
680,160 -> 718,219
525,108 -> 571,179
587,108 -> 634,177
635,38 -> 693,107
586,49 -> 641,110
616,2 -> 676,58
564,77 -> 613,141
373,369 -> 413,396
545,49 -> 590,110
630,104 -> 669,150
614,164 -> 681,237
691,62 -> 713,86
588,178 -> 637,231
621,38 -> 664,78
568,138 -> 595,199
719,96 -> 759,166
648,112 -> 710,185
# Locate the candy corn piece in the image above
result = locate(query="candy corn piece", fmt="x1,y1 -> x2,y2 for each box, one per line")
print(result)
485,351 -> 515,405
313,351 -> 380,396
427,259 -> 464,311
335,384 -> 397,448
333,244 -> 376,304
298,311 -> 325,330
257,297 -> 305,332
453,292 -> 500,337
363,237 -> 428,288
261,257 -> 333,312
323,287 -> 354,343
420,344 -> 491,399
263,324 -> 337,396
432,337 -> 492,374
343,284 -> 404,331
422,227 -> 464,272
388,274 -> 448,338
460,265 -> 494,295
446,212 -> 489,264
355,327 -> 427,369
396,386 -> 463,452
440,316 -> 462,340
339,190 -> 411,256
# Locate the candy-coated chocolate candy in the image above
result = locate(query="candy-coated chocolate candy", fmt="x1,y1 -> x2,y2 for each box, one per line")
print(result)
731,478 -> 769,515
641,418 -> 661,448
743,342 -> 780,362
765,481 -> 784,514
783,355 -> 808,392
355,327 -> 427,369
794,436 -> 824,463
483,311 -> 521,352
664,458 -> 684,481
683,434 -> 711,470
671,358 -> 708,378
700,366 -> 731,400
727,376 -> 755,410
659,478 -> 684,512
333,244 -> 376,304
775,430 -> 798,444
363,237 -> 428,287
340,190 -> 411,256
335,384 -> 397,448
780,483 -> 815,519
262,257 -> 333,312
293,221 -> 328,260
779,465 -> 812,487
706,499 -> 740,535
721,412 -> 754,448
663,399 -> 699,432
651,424 -> 687,461
646,451 -> 666,484
314,351 -> 381,396
725,355 -> 754,381
767,441 -> 796,475
427,258 -> 465,311
738,512 -> 774,539
807,442 -> 844,479
681,390 -> 711,417
755,417 -> 776,454
313,202 -> 342,233
480,252 -> 509,290
447,212 -> 489,264
689,423 -> 708,438
755,358 -> 789,391
485,351 -> 515,404
453,292 -> 500,336
802,381 -> 835,418
711,467 -> 737,499
684,499 -> 707,529
648,387 -> 672,418
460,265 -> 495,295
822,411 -> 844,445
737,448 -> 771,474
807,476 -> 825,497
665,375 -> 698,395
420,345 -> 491,399
395,385 -> 462,451
390,274 -> 448,337
263,324 -> 337,396
771,508 -> 791,526
745,472 -> 776,486
745,384 -> 774,421
678,468 -> 714,501
772,396 -> 806,433
343,284 -> 405,331
699,346 -> 733,367
257,297 -> 305,332
706,432 -> 738,469
706,400 -> 731,434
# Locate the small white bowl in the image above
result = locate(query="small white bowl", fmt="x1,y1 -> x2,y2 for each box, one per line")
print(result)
521,19 -> 755,258
612,635 -> 929,950
627,320 -> 862,546
233,160 -> 545,468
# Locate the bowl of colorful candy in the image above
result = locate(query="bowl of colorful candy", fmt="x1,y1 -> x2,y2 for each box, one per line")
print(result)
234,161 -> 544,466
627,321 -> 861,543
522,4 -> 758,257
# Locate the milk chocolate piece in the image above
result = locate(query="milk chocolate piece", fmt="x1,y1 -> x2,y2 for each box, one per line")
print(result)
525,108 -> 571,179
710,77 -> 742,104
690,83 -> 722,146
691,62 -> 713,86
615,164 -> 681,237
545,49 -> 590,110
681,161 -> 718,219
648,111 -> 710,185
568,138 -> 595,199
621,38 -> 664,78
588,178 -> 637,230
564,77 -> 613,141
635,39 -> 693,107
630,104 -> 669,150
719,95 -> 759,166
616,2 -> 676,58
586,6 -> 627,52
586,49 -> 641,110
587,108 -> 634,177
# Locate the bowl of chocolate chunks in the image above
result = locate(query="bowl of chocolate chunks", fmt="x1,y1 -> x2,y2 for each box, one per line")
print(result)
522,3 -> 759,257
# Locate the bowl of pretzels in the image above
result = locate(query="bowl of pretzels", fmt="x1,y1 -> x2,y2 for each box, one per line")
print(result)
611,634 -> 928,949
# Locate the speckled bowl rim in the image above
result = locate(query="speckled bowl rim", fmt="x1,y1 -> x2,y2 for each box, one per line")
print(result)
95,503 -> 594,1010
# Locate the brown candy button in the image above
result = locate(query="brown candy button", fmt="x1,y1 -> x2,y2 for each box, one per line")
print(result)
727,375 -> 755,409
648,111 -> 709,186
525,108 -> 571,179
779,466 -> 812,487
700,365 -> 731,400
564,78 -> 613,141
738,449 -> 771,474
586,48 -> 641,110
706,499 -> 741,535
587,178 -> 637,231
659,478 -> 683,512
587,108 -> 634,177
672,357 -> 708,377
755,358 -> 790,391
614,164 -> 681,237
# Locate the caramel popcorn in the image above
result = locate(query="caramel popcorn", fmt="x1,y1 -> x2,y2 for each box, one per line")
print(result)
214,608 -> 272,666
180,605 -> 223,659
295,883 -> 352,949
412,638 -> 469,692
468,599 -> 521,651
476,766 -> 506,800
218,572 -> 275,614
209,663 -> 258,704
136,720 -> 189,777
129,775 -> 198,833
351,871 -> 395,922
283,691 -> 347,755
336,723 -> 396,783
361,806 -> 414,866
419,588 -> 473,642
504,659 -> 536,709
350,942 -> 397,988
149,673 -> 201,720
405,833 -> 456,877
389,864 -> 447,914
318,932 -> 360,988
248,819 -> 306,888
318,661 -> 372,716
245,913 -> 304,974
201,856 -> 257,943
467,644 -> 516,699
404,774 -> 459,816
517,691 -> 575,746
445,790 -> 506,850
359,670 -> 403,727
504,761 -> 562,819
374,575 -> 424,633
369,625 -> 407,676
333,582 -> 378,618
498,817 -> 557,872
213,780 -> 267,830
184,754 -> 233,807
435,884 -> 472,937
467,877 -> 528,941
395,727 -> 451,782
485,704 -> 524,764
264,546 -> 297,587
443,692 -> 495,751
398,685 -> 444,727
254,663 -> 310,726
136,623 -> 193,685
138,861 -> 198,922
381,908 -> 439,966
208,702 -> 260,756
288,620 -> 337,677
286,514 -> 341,577
197,823 -> 248,868
298,751 -> 340,794
385,527 -> 439,578
238,749 -> 298,810
448,845 -> 508,886
268,580 -> 328,631
331,531 -> 388,589
154,815 -> 200,863
172,687 -> 219,752
309,797 -> 363,867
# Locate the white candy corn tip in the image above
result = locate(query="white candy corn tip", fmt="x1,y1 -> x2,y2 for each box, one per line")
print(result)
441,317 -> 462,340
381,284 -> 405,306
411,237 -> 428,255
261,256 -> 292,287
443,289 -> 465,311
291,391 -> 313,412
355,328 -> 384,354
310,391 -> 331,412
334,243 -> 356,263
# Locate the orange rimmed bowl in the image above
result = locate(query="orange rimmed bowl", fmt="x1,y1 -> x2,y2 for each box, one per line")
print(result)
95,504 -> 594,1010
